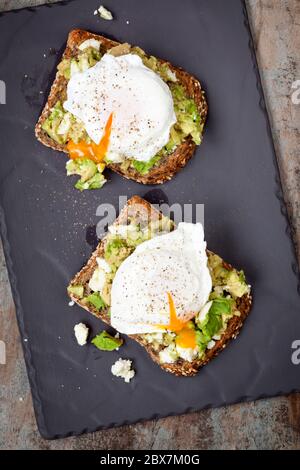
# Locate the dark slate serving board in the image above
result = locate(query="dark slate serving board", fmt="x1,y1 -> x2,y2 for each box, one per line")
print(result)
0,0 -> 299,439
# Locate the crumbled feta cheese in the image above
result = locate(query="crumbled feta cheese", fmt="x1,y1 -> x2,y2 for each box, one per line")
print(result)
98,257 -> 111,273
68,300 -> 75,307
111,358 -> 135,383
176,345 -> 198,362
207,340 -> 216,350
108,224 -> 138,239
78,38 -> 101,51
159,344 -> 178,364
144,332 -> 164,345
57,112 -> 72,135
196,300 -> 213,324
165,68 -> 177,82
213,334 -> 221,341
88,257 -> 111,293
115,332 -> 120,350
74,323 -> 89,346
98,5 -> 113,20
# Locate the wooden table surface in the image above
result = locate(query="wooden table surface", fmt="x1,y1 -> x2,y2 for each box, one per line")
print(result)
0,0 -> 299,450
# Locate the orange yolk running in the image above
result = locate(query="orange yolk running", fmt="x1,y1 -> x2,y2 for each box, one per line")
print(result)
67,112 -> 113,163
156,292 -> 197,349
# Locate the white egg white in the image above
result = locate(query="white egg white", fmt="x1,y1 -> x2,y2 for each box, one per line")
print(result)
110,223 -> 212,335
64,53 -> 176,162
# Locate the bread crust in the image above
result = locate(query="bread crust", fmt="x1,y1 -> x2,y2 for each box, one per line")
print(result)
68,196 -> 252,377
35,29 -> 208,185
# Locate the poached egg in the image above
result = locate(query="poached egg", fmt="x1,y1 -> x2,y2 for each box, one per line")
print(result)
64,53 -> 176,163
110,223 -> 212,339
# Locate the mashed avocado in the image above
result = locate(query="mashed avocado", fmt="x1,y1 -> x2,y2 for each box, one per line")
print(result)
207,252 -> 250,299
71,217 -> 250,363
66,158 -> 106,191
67,284 -> 84,298
42,43 -> 205,188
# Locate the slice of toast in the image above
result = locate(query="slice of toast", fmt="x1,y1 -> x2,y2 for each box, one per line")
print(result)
35,29 -> 208,185
68,196 -> 252,376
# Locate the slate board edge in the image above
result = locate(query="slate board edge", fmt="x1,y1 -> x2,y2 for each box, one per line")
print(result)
0,0 -> 299,440
242,1 -> 300,295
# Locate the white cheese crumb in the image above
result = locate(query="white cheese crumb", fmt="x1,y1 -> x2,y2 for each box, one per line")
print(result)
108,224 -> 137,238
98,5 -> 113,20
213,334 -> 221,341
207,340 -> 216,350
115,332 -> 120,350
176,345 -> 198,362
78,38 -> 101,51
126,20 -> 130,25
111,358 -> 135,383
94,9 -> 98,15
68,300 -> 75,307
88,257 -> 111,293
74,323 -> 89,346
159,344 -> 178,364
196,301 -> 213,324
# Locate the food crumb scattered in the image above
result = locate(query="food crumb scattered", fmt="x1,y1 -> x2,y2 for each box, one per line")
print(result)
111,358 -> 135,383
95,5 -> 113,20
68,300 -> 75,307
74,323 -> 89,346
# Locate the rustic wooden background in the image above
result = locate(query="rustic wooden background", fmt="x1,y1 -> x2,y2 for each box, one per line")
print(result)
0,0 -> 299,449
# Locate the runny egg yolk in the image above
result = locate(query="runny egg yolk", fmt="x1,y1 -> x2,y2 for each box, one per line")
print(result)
157,292 -> 197,349
67,112 -> 113,163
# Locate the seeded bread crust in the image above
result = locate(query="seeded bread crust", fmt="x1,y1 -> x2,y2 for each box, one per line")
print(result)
68,196 -> 252,377
35,29 -> 208,185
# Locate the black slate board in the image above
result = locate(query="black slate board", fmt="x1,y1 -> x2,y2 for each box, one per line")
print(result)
0,0 -> 299,439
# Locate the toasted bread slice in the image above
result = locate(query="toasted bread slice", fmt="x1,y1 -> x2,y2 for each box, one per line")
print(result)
68,196 -> 252,376
35,29 -> 208,185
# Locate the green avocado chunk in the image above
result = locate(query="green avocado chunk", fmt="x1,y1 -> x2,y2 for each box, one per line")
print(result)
92,331 -> 123,351
67,285 -> 84,298
66,158 -> 106,191
225,271 -> 249,298
84,292 -> 106,310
